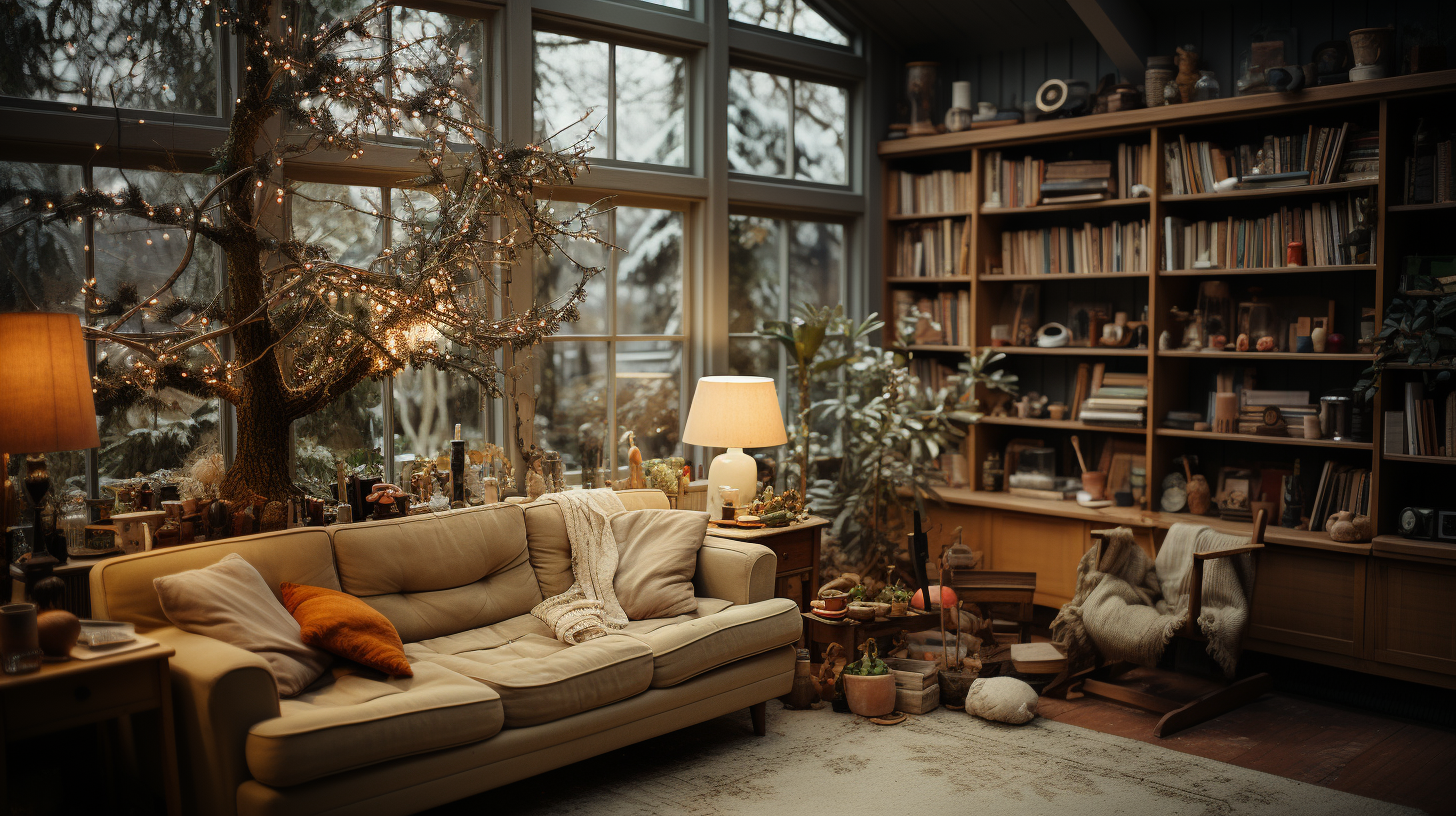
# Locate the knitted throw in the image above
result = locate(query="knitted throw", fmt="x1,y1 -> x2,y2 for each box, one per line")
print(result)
1050,523 -> 1256,677
530,489 -> 629,644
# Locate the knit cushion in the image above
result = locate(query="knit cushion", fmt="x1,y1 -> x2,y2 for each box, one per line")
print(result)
281,582 -> 412,677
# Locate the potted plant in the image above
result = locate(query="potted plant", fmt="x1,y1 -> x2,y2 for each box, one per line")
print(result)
841,638 -> 896,717
1355,280 -> 1456,402
877,582 -> 914,616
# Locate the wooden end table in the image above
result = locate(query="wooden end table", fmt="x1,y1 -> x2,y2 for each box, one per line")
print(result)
801,609 -> 942,665
708,516 -> 827,611
0,642 -> 181,815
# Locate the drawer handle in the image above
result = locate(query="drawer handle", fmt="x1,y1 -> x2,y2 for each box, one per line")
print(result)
74,685 -> 91,702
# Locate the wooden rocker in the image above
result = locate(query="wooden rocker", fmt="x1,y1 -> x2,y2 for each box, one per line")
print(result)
1068,509 -> 1271,738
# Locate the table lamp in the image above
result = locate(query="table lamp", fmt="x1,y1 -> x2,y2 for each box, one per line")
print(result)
0,313 -> 101,589
681,376 -> 787,520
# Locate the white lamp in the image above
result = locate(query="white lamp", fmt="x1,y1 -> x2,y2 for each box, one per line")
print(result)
681,376 -> 787,520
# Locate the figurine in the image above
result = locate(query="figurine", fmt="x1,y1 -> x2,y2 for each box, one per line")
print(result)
626,431 -> 646,489
1175,45 -> 1200,103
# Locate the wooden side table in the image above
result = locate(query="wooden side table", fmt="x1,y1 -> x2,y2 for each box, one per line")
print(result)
0,642 -> 180,815
801,610 -> 942,665
708,517 -> 827,610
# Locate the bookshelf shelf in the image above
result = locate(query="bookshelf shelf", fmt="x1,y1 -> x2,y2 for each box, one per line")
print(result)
904,344 -> 972,353
1383,453 -> 1456,464
976,416 -> 1147,435
993,346 -> 1149,357
886,276 -> 974,284
1159,179 -> 1378,203
980,198 -> 1150,215
888,209 -> 977,222
979,271 -> 1149,281
1159,264 -> 1376,277
1155,428 -> 1373,450
1155,351 -> 1371,362
1388,202 -> 1456,212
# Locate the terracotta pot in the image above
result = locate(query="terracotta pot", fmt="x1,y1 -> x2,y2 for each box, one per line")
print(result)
889,601 -> 910,616
37,609 -> 80,658
846,603 -> 877,622
1081,471 -> 1108,500
818,593 -> 848,612
843,673 -> 896,717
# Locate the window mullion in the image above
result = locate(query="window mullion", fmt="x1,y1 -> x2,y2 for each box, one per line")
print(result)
607,44 -> 618,161
786,78 -> 796,181
83,165 -> 98,501
380,186 -> 395,486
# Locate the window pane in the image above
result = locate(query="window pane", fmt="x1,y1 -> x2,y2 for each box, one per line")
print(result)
1,162 -> 86,314
391,362 -> 483,477
616,340 -> 680,466
290,182 -> 383,270
294,379 -> 385,495
788,220 -> 842,308
729,337 -> 778,379
534,341 -> 608,472
616,207 -> 682,335
729,0 -> 850,46
728,215 -> 780,333
794,81 -> 848,184
640,0 -> 689,8
614,46 -> 686,166
533,33 -> 609,155
1,0 -> 220,114
534,202 -> 607,335
391,8 -> 490,140
728,68 -> 789,177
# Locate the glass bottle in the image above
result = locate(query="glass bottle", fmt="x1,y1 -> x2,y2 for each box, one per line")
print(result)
61,493 -> 89,557
1194,70 -> 1220,101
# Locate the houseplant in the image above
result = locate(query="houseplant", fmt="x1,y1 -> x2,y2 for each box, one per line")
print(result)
1355,281 -> 1456,402
841,638 -> 895,717
877,582 -> 914,616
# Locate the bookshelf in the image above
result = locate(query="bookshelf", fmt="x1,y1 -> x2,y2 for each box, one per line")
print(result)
879,70 -> 1456,690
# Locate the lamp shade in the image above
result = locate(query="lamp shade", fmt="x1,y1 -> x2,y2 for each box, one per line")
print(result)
681,376 -> 787,449
0,312 -> 100,454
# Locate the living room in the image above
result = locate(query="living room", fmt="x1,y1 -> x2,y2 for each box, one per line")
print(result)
1,0 -> 1454,814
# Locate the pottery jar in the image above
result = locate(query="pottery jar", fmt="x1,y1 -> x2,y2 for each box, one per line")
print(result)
843,672 -> 897,717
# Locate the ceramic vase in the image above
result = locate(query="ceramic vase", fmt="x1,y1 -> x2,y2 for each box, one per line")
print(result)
843,672 -> 896,717
905,62 -> 940,136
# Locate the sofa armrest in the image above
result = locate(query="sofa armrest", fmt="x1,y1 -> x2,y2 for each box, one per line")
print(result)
149,626 -> 280,816
695,537 -> 777,605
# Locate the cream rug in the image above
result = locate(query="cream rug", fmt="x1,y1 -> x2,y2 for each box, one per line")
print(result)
436,705 -> 1421,816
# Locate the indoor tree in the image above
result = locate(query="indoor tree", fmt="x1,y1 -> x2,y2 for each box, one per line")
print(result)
4,0 -> 607,503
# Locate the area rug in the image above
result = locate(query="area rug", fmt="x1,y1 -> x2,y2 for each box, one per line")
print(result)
433,704 -> 1421,816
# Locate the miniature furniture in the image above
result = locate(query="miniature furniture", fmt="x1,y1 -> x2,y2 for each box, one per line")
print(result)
708,517 -> 827,610
940,567 -> 1038,643
801,609 -> 941,667
1070,509 -> 1271,737
0,641 -> 181,815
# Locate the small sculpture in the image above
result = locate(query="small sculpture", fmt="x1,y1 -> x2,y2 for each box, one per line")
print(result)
1175,45 -> 1201,103
626,431 -> 646,489
1325,511 -> 1373,543
527,469 -> 548,501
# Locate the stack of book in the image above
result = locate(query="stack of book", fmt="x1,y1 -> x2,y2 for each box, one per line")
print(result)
1405,137 -> 1455,204
997,219 -> 1147,276
1161,194 -> 1366,270
1309,462 -> 1371,524
1040,160 -> 1113,204
892,290 -> 969,346
1162,125 -> 1361,195
1078,368 -> 1147,427
1339,130 -> 1380,182
892,169 -> 975,214
893,217 -> 969,277
983,152 -> 1046,208
1402,382 -> 1456,457
1237,390 -> 1319,437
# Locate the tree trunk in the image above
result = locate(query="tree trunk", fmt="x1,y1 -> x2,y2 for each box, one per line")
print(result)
221,396 -> 295,502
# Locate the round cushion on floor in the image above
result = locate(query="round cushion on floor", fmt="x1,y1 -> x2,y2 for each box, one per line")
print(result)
967,676 -> 1038,724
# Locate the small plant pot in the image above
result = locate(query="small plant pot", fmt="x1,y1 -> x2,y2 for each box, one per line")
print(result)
889,601 -> 910,616
845,603 -> 877,622
843,673 -> 896,718
818,593 -> 848,612
938,669 -> 978,709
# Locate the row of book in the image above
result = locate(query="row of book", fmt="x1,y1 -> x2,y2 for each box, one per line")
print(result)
893,217 -> 969,278
995,220 -> 1147,276
1236,389 -> 1319,437
1393,383 -> 1456,457
1162,125 -> 1369,195
893,290 -> 970,347
1071,364 -> 1148,427
1308,462 -> 1371,528
892,169 -> 975,214
1161,196 -> 1367,270
911,358 -> 957,394
1405,139 -> 1455,204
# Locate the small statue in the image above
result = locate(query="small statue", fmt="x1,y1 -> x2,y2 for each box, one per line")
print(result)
1175,44 -> 1200,103
526,469 -> 548,501
626,431 -> 646,489
543,450 -> 564,493
335,460 -> 348,505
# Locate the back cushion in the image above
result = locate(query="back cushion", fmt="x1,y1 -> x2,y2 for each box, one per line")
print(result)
523,489 -> 672,599
90,528 -> 340,631
330,503 -> 540,643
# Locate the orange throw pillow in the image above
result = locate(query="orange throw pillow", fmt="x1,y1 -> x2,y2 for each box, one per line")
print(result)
280,583 -> 413,677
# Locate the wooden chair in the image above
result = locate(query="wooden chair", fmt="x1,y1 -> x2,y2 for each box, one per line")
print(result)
1067,509 -> 1271,738
941,567 -> 1037,643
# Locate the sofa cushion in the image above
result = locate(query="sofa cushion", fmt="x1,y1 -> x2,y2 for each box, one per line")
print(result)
620,597 -> 802,687
611,509 -> 708,620
245,661 -> 502,788
524,489 -> 671,599
408,619 -> 654,727
281,582 -> 412,677
153,553 -> 332,697
329,503 -> 542,643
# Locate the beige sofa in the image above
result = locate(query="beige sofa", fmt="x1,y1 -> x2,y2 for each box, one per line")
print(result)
89,490 -> 801,816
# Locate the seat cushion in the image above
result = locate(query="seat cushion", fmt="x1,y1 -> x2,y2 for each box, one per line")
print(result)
408,617 -> 654,727
621,597 -> 802,687
245,662 -> 503,788
611,509 -> 709,620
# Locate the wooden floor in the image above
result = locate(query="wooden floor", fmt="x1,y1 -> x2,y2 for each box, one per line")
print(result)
1037,667 -> 1456,816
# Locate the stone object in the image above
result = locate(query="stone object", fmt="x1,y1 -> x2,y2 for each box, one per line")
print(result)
966,676 -> 1038,724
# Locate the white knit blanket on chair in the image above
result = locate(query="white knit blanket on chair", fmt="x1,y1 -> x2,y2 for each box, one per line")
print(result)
1050,523 -> 1256,677
530,489 -> 629,644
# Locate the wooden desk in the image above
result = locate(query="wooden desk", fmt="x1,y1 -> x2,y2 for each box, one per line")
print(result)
801,610 -> 941,665
0,643 -> 180,815
708,517 -> 826,610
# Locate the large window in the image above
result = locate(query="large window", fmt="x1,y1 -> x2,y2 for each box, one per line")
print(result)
534,202 -> 685,479
533,32 -> 687,168
728,213 -> 844,381
729,0 -> 850,47
728,68 -> 848,185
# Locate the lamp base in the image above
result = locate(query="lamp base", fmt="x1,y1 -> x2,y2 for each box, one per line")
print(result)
706,449 -> 759,521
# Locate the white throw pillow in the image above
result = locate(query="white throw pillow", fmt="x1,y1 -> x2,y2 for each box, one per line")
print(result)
967,676 -> 1039,724
154,552 -> 332,696
610,509 -> 709,620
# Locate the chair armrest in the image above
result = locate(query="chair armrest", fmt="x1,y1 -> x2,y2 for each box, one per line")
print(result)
695,537 -> 777,605
149,626 -> 280,816
1194,544 -> 1264,560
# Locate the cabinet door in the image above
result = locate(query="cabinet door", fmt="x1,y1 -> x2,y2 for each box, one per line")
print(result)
988,511 -> 1083,608
1368,557 -> 1456,677
1247,546 -> 1364,657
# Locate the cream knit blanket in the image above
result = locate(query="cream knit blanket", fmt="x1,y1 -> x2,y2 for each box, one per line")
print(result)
1050,523 -> 1256,677
530,489 -> 629,644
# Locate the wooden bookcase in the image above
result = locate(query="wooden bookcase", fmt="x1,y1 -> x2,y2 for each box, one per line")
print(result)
878,70 -> 1456,689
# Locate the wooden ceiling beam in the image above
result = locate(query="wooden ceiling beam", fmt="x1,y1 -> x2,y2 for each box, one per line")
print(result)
1064,0 -> 1150,80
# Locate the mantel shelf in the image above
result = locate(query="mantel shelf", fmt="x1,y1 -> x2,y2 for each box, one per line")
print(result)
1159,264 -> 1375,277
1155,428 -> 1374,450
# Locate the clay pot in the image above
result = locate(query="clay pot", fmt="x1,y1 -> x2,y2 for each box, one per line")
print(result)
37,609 -> 80,658
817,592 -> 848,612
1081,471 -> 1108,500
889,601 -> 910,617
939,669 -> 978,708
1186,475 -> 1212,515
843,672 -> 896,717
846,602 -> 878,622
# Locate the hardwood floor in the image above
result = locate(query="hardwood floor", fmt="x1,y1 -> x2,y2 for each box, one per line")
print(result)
1037,667 -> 1456,816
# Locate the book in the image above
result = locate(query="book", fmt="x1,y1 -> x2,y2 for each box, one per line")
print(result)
1010,642 -> 1067,674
